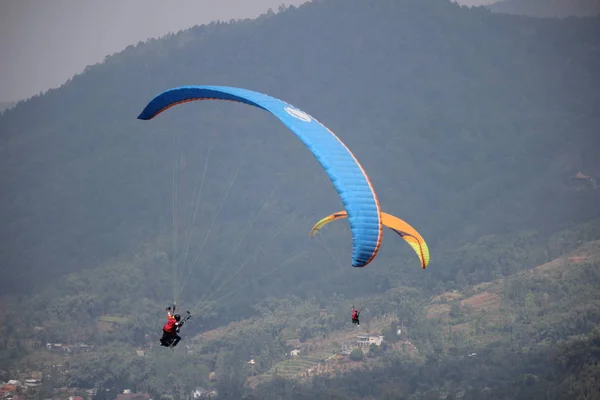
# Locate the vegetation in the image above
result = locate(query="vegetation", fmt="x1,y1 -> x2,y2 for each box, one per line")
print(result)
1,0 -> 599,399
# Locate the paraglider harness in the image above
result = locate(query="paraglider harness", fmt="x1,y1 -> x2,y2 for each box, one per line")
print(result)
175,311 -> 191,332
161,310 -> 191,348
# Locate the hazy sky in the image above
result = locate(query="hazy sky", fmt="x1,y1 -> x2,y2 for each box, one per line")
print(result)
0,0 -> 495,103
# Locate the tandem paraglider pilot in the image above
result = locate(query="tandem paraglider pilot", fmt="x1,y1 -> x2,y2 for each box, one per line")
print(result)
160,306 -> 182,348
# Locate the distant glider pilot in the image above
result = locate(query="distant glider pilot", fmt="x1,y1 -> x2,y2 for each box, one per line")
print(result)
351,308 -> 360,326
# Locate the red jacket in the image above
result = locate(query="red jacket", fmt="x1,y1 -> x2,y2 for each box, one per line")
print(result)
351,309 -> 359,319
163,316 -> 177,332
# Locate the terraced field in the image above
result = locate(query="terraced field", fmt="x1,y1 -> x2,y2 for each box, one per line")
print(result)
267,349 -> 337,377
248,317 -> 399,387
248,348 -> 340,387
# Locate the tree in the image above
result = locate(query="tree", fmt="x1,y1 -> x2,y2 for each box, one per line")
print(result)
367,343 -> 380,358
349,349 -> 364,362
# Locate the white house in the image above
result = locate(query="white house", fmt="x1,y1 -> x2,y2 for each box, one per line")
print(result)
356,335 -> 384,347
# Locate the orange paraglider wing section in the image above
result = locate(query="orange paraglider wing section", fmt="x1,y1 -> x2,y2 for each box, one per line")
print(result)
310,211 -> 430,269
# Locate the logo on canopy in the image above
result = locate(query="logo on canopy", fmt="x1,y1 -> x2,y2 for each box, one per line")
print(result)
284,106 -> 312,122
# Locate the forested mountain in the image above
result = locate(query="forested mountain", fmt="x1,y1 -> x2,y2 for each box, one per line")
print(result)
1,0 -> 598,299
1,0 -> 599,398
488,0 -> 600,18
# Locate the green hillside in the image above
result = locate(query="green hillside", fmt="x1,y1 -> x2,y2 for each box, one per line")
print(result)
10,231 -> 597,398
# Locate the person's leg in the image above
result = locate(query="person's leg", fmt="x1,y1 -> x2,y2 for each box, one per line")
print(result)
160,330 -> 169,346
171,333 -> 182,347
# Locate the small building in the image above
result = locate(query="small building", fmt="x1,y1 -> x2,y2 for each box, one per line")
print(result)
192,387 -> 208,399
1,383 -> 18,397
192,387 -> 217,399
116,391 -> 150,400
356,335 -> 384,347
340,344 -> 352,356
78,344 -> 92,352
290,349 -> 301,357
23,379 -> 41,388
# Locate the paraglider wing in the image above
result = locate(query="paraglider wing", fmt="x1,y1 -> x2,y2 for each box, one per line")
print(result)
310,212 -> 349,237
310,211 -> 430,269
383,212 -> 430,269
138,85 -> 383,267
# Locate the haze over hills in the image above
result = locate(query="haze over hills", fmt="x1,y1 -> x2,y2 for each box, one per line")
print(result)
0,0 -> 599,398
0,0 -> 313,103
488,0 -> 600,17
0,101 -> 15,112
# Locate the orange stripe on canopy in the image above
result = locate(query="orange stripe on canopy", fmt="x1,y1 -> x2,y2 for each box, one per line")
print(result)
310,211 -> 430,269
